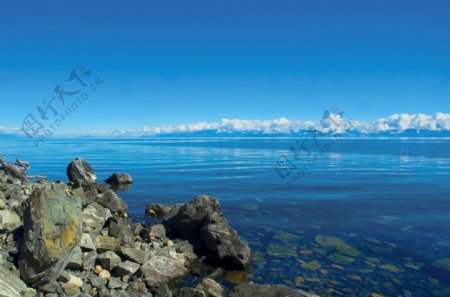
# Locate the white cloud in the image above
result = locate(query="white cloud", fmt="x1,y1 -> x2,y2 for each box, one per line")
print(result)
1,113 -> 450,137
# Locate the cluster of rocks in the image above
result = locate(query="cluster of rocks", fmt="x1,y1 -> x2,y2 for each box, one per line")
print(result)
0,156 -> 318,297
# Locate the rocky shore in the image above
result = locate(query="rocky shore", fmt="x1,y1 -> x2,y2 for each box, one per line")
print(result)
0,156 -> 319,297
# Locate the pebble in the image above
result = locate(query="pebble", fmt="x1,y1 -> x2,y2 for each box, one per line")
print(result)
98,270 -> 111,279
68,274 -> 84,288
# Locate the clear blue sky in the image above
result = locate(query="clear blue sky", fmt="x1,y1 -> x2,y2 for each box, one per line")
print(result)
1,0 -> 449,131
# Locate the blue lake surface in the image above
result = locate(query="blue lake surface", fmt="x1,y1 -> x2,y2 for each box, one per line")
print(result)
1,138 -> 450,296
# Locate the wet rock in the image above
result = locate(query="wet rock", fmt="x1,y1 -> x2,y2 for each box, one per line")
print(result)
19,184 -> 82,287
67,157 -> 97,188
106,173 -> 133,185
0,209 -> 22,232
96,189 -> 128,216
0,264 -> 27,297
179,288 -> 206,297
138,253 -> 189,287
146,204 -> 173,217
83,202 -> 112,233
196,278 -> 224,297
98,251 -> 121,270
229,283 -> 320,297
201,222 -> 251,270
164,196 -> 250,270
432,258 -> 450,272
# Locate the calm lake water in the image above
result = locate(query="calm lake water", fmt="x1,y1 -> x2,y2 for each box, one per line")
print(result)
1,138 -> 450,297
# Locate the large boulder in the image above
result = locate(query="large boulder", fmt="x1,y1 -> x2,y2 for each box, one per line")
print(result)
163,195 -> 250,270
66,157 -> 97,188
229,283 -> 320,297
105,173 -> 133,185
18,184 -> 82,287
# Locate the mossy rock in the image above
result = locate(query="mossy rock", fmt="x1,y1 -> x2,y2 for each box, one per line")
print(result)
328,252 -> 355,265
266,244 -> 297,257
274,231 -> 300,244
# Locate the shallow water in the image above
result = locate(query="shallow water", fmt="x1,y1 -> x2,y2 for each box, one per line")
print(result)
1,138 -> 450,297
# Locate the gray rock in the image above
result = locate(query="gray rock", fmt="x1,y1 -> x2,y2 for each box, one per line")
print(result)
80,233 -> 97,251
229,283 -> 320,297
0,264 -> 27,297
98,251 -> 121,270
195,278 -> 224,297
108,219 -> 133,243
83,251 -> 97,271
179,288 -> 206,297
154,283 -> 172,297
200,222 -> 251,270
145,204 -> 173,217
96,189 -> 128,216
148,224 -> 166,240
66,245 -> 83,270
89,275 -> 107,287
114,260 -> 140,277
138,253 -> 188,287
163,195 -> 250,270
130,223 -> 145,237
0,209 -> 21,232
67,157 -> 97,188
119,247 -> 150,265
108,277 -> 128,290
83,202 -> 112,233
127,280 -> 148,294
105,173 -> 133,185
19,184 -> 82,287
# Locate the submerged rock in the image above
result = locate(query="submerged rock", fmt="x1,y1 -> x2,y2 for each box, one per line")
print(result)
163,195 -> 250,270
19,184 -> 82,287
105,173 -> 133,185
66,157 -> 97,188
195,277 -> 225,297
229,282 -> 319,297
